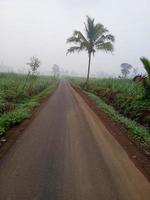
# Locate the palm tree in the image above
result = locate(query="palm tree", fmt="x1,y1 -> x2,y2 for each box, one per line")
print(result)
66,16 -> 115,83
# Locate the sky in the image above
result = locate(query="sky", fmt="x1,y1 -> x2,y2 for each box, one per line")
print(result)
0,0 -> 150,76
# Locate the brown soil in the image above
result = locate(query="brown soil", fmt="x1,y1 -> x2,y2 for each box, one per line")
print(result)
73,86 -> 150,183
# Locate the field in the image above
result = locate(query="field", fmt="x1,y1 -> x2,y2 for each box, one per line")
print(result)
0,73 -> 58,135
70,77 -> 150,145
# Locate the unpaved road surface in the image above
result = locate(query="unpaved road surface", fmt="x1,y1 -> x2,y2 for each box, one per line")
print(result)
0,81 -> 150,200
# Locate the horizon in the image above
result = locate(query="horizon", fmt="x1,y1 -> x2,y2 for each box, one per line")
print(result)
0,0 -> 150,76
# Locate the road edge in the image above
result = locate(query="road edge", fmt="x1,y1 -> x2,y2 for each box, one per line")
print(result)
72,85 -> 150,183
0,83 -> 59,160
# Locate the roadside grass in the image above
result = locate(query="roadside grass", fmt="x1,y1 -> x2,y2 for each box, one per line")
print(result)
86,92 -> 150,145
0,77 -> 58,136
70,77 -> 150,129
0,73 -> 56,115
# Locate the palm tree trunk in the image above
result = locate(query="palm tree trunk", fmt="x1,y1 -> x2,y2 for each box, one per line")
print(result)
86,52 -> 91,84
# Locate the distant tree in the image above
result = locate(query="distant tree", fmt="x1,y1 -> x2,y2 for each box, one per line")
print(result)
66,16 -> 115,84
52,64 -> 60,77
27,56 -> 41,75
120,63 -> 132,78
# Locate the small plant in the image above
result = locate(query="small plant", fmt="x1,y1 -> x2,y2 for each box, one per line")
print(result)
27,56 -> 41,75
26,56 -> 41,95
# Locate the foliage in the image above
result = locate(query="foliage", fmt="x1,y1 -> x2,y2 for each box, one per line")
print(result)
0,73 -> 57,116
0,107 -> 31,135
140,57 -> 150,79
27,56 -> 41,74
0,75 -> 58,136
140,57 -> 150,98
0,95 -> 5,114
86,92 -> 150,145
71,77 -> 150,129
0,73 -> 53,113
66,16 -> 115,83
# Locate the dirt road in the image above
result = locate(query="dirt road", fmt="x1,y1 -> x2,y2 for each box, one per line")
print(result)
0,81 -> 150,200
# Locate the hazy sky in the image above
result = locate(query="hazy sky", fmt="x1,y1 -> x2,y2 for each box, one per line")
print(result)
0,0 -> 150,76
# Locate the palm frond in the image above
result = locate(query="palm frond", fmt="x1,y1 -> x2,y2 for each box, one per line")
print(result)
95,34 -> 115,45
96,42 -> 114,52
84,16 -> 95,41
66,46 -> 83,55
93,24 -> 108,41
140,57 -> 150,78
66,30 -> 89,54
66,34 -> 80,44
104,34 -> 115,42
67,30 -> 88,44
74,31 -> 88,44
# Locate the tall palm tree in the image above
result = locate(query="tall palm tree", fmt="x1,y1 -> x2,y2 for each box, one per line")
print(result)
66,16 -> 115,83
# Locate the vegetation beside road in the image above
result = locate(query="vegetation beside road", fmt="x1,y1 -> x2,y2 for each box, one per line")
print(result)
71,78 -> 150,146
0,73 -> 58,136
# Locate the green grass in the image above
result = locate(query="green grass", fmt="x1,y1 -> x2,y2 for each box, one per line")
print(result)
70,77 -> 150,129
0,73 -> 58,136
0,73 -> 56,115
86,92 -> 150,145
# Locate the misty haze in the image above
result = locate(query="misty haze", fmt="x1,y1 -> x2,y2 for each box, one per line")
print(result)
0,0 -> 149,76
0,1 -> 150,200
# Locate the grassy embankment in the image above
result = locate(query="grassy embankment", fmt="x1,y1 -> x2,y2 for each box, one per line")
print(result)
0,73 -> 58,136
71,78 -> 150,146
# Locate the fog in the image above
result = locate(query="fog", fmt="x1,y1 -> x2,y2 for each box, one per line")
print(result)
0,0 -> 150,76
